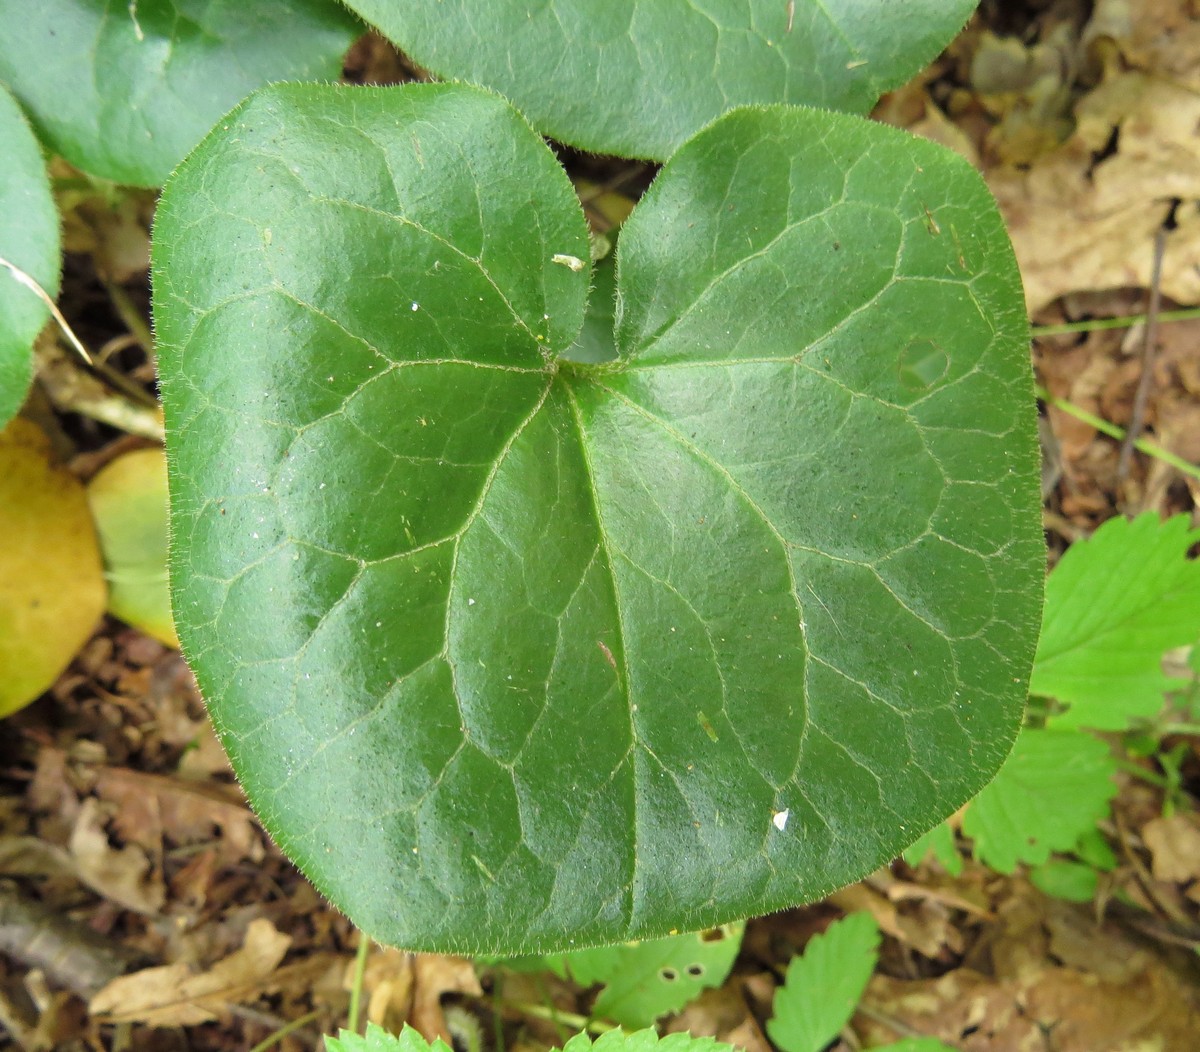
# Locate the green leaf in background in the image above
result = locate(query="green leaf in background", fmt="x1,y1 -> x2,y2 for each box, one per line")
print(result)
768,912 -> 880,1052
0,0 -> 361,187
960,728 -> 1116,873
901,820 -> 963,877
1029,859 -> 1098,903
87,447 -> 178,648
561,1031 -> 734,1052
154,82 -> 1042,953
1072,826 -> 1117,872
331,1029 -> 736,1052
0,84 -> 59,427
548,924 -> 743,1028
1032,513 -> 1200,730
326,1024 -> 449,1052
343,0 -> 979,159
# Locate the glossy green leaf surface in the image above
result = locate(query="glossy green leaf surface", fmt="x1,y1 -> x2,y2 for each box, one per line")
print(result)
0,85 -> 59,427
155,83 -> 1042,954
0,0 -> 360,187
344,0 -> 978,159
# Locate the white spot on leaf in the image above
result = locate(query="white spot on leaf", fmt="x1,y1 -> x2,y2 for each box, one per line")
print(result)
772,808 -> 790,832
551,253 -> 585,272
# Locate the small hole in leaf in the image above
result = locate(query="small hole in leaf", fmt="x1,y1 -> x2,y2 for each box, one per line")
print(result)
699,928 -> 725,943
686,964 -> 705,977
660,968 -> 679,982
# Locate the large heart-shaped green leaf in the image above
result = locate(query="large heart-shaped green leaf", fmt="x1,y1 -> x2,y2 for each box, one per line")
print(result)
0,0 -> 360,187
0,85 -> 59,427
155,83 -> 1042,954
343,0 -> 978,159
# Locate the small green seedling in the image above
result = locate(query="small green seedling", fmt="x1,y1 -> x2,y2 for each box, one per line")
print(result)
769,912 -> 954,1052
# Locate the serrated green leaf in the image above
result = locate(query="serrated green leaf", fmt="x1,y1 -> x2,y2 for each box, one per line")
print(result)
343,0 -> 978,160
1032,513 -> 1200,731
0,0 -> 360,187
154,82 -> 1042,953
768,912 -> 880,1052
548,924 -> 742,1028
563,1030 -> 734,1052
901,820 -> 962,877
326,1024 -> 451,1052
961,728 -> 1116,873
0,85 -> 59,427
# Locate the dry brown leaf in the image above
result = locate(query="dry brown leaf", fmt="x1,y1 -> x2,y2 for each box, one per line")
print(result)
345,947 -> 414,1034
1144,813 -> 1200,884
94,767 -> 260,866
1106,0 -> 1200,90
69,797 -> 164,915
88,917 -> 290,1026
865,959 -> 1200,1052
990,67 -> 1200,312
830,881 -> 958,959
410,955 -> 481,1044
860,885 -> 1200,1050
665,984 -> 773,1052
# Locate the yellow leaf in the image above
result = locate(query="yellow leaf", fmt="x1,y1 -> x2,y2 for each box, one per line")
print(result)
0,418 -> 106,716
87,446 -> 178,647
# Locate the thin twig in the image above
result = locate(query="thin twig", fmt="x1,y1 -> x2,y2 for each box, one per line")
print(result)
1036,385 -> 1200,481
1031,306 -> 1200,337
1112,806 -> 1191,928
247,1010 -> 321,1052
501,1001 -> 616,1035
1,253 -> 160,412
854,1002 -> 956,1048
0,881 -> 140,997
1118,228 -> 1168,479
230,1005 -> 318,1049
102,279 -> 155,354
0,255 -> 92,365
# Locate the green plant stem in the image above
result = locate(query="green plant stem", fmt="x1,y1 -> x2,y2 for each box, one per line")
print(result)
490,974 -> 507,1052
1031,307 -> 1200,337
347,931 -> 371,1035
1115,758 -> 1171,789
1036,385 -> 1200,481
503,1001 -> 617,1036
103,279 -> 155,353
247,1010 -> 320,1052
